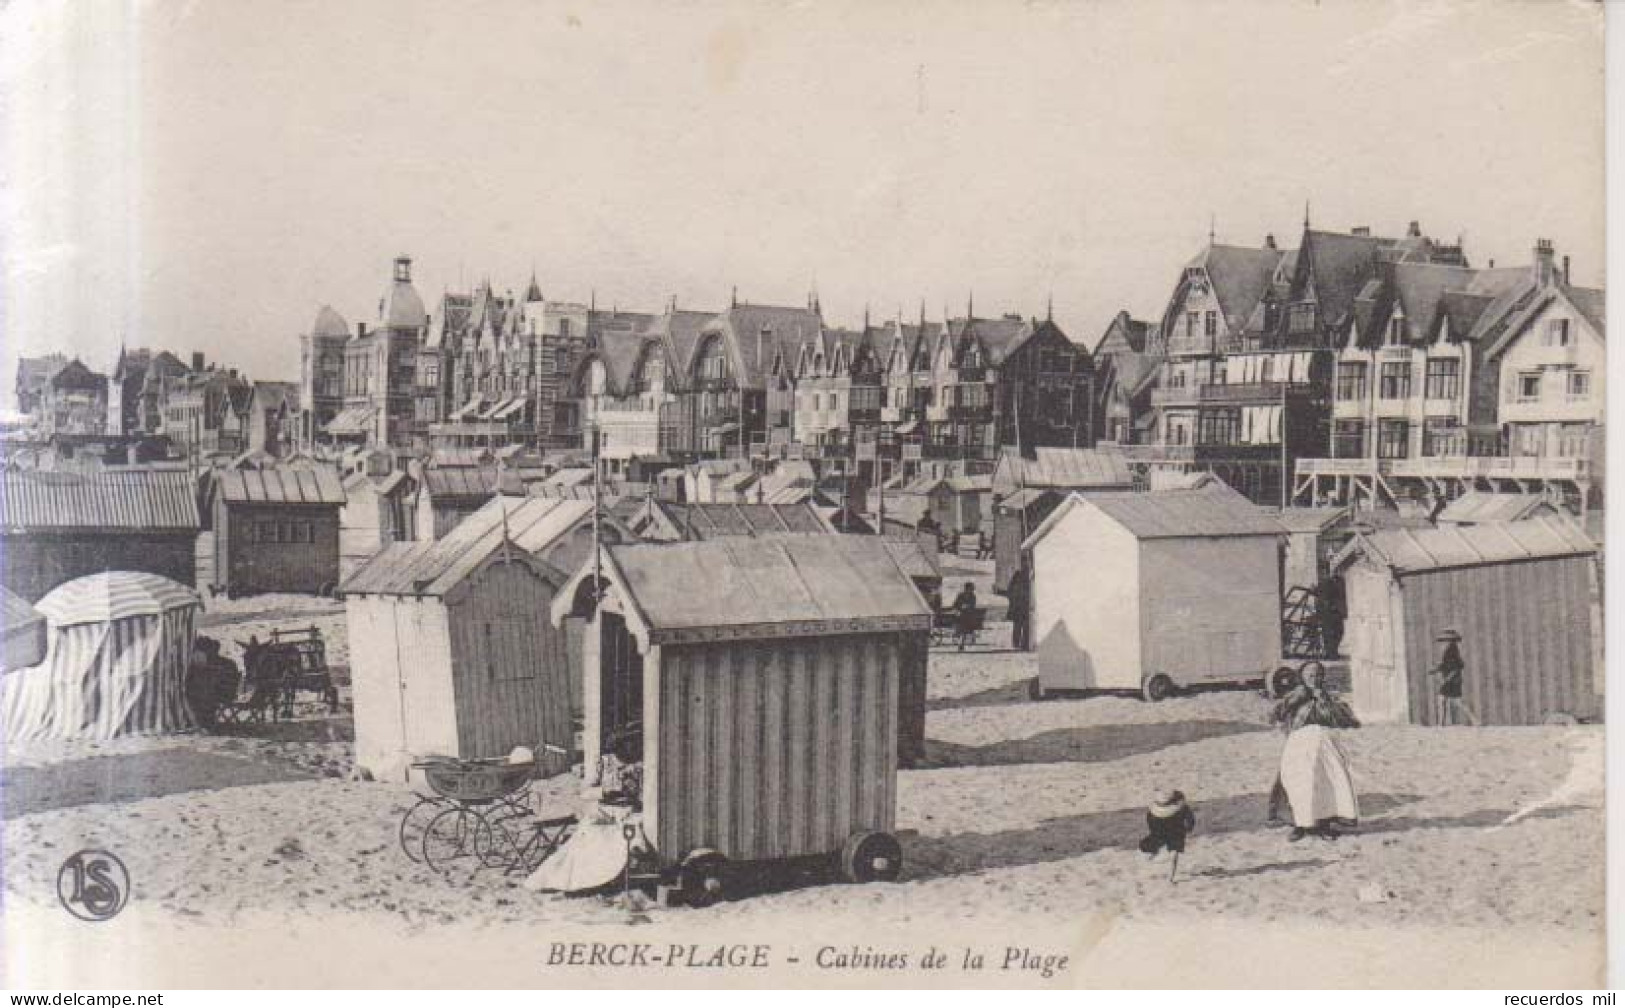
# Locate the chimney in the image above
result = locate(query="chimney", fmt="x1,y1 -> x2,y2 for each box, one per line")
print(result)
228,368 -> 238,380
1534,238 -> 1555,284
191,352 -> 204,371
393,256 -> 412,283
357,322 -> 367,338
1563,255 -> 1571,284
1264,233 -> 1277,250
1407,220 -> 1422,237
1351,226 -> 1371,237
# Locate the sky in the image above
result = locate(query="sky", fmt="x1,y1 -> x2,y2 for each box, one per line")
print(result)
0,0 -> 1605,404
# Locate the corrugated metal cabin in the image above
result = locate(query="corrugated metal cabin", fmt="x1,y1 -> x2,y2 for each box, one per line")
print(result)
632,500 -> 835,542
552,536 -> 931,889
1333,517 -> 1600,726
209,466 -> 346,596
341,501 -> 585,782
0,468 -> 201,601
1023,489 -> 1285,700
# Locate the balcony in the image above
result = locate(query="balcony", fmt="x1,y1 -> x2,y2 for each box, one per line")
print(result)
1151,385 -> 1200,408
1297,455 -> 1592,482
947,404 -> 993,421
1164,335 -> 1215,357
1198,382 -> 1302,405
1116,444 -> 1196,465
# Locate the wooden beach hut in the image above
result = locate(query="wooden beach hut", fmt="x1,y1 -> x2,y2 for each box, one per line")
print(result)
1332,517 -> 1600,726
550,536 -> 931,898
1023,490 -> 1284,700
990,448 -> 1135,593
209,466 -> 346,597
1435,492 -> 1561,528
341,499 -> 587,782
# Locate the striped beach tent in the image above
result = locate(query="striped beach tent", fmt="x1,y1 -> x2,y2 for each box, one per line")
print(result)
0,572 -> 201,741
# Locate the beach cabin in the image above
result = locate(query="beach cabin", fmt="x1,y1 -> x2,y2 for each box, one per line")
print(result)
0,468 -> 201,601
1024,491 -> 1284,700
339,470 -> 418,581
1274,507 -> 1353,595
990,448 -> 1135,593
1333,518 -> 1599,726
341,509 -> 583,782
210,466 -> 345,597
552,536 -> 930,897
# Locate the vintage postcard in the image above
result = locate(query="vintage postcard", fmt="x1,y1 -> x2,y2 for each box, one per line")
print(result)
0,0 -> 1608,990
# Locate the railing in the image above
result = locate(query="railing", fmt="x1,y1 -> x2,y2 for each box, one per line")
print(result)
1164,335 -> 1215,357
1198,382 -> 1303,404
1116,444 -> 1196,464
1297,455 -> 1592,481
1151,386 -> 1200,408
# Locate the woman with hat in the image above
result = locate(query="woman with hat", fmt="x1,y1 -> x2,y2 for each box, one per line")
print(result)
1269,661 -> 1360,841
1430,629 -> 1475,726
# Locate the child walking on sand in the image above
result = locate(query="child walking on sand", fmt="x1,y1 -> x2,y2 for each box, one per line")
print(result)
1138,789 -> 1195,882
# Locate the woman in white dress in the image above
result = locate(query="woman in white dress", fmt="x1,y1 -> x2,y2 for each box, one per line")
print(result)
1270,661 -> 1360,841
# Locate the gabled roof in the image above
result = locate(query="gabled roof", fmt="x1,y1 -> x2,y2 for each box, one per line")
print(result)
1298,230 -> 1388,328
994,447 -> 1135,492
1385,262 -> 1480,344
579,536 -> 931,645
1333,516 -> 1593,576
1195,244 -> 1284,331
1094,310 -> 1152,356
1271,506 -> 1352,534
703,304 -> 823,388
1565,285 -> 1606,336
1,468 -> 201,531
1024,486 -> 1282,548
216,466 -> 346,505
251,381 -> 299,413
1436,492 -> 1559,526
48,359 -> 107,391
654,500 -> 832,538
341,497 -> 587,597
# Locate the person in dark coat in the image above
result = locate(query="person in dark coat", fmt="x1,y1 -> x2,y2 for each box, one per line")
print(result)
952,581 -> 979,651
1006,565 -> 1031,651
1430,629 -> 1476,726
1138,789 -> 1195,882
1318,576 -> 1346,658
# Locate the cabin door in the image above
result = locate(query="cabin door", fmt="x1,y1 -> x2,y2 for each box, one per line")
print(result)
1345,570 -> 1408,724
598,612 -> 645,765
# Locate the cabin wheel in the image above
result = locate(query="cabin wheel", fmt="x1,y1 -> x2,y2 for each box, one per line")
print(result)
1141,673 -> 1175,703
841,830 -> 903,883
1267,666 -> 1299,698
678,849 -> 728,908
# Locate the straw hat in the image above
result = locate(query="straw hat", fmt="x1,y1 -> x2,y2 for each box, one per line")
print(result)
1148,790 -> 1187,817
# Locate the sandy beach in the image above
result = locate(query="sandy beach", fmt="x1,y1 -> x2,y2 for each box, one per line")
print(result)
0,586 -> 1605,987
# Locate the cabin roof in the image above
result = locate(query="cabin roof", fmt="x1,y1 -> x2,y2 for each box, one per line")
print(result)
342,495 -> 589,597
1334,515 -> 1594,576
1,468 -> 201,531
216,466 -> 346,506
598,535 -> 931,644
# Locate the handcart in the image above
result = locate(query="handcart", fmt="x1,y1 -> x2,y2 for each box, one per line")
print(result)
220,626 -> 339,724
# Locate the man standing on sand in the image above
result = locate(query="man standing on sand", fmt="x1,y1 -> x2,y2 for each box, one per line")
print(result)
1430,629 -> 1477,726
1006,564 -> 1031,651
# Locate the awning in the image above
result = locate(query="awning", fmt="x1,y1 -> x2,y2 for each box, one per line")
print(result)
477,397 -> 509,420
451,397 -> 487,421
490,397 -> 528,420
708,421 -> 740,435
894,420 -> 919,435
324,405 -> 376,435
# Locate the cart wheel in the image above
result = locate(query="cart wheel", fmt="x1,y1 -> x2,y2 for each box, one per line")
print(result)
423,807 -> 490,883
1141,673 -> 1175,703
678,849 -> 729,908
1027,677 -> 1048,701
398,795 -> 444,863
841,830 -> 903,883
1267,666 -> 1299,699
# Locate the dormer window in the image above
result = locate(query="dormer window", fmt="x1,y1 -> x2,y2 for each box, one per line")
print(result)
1387,316 -> 1406,346
1544,318 -> 1572,347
